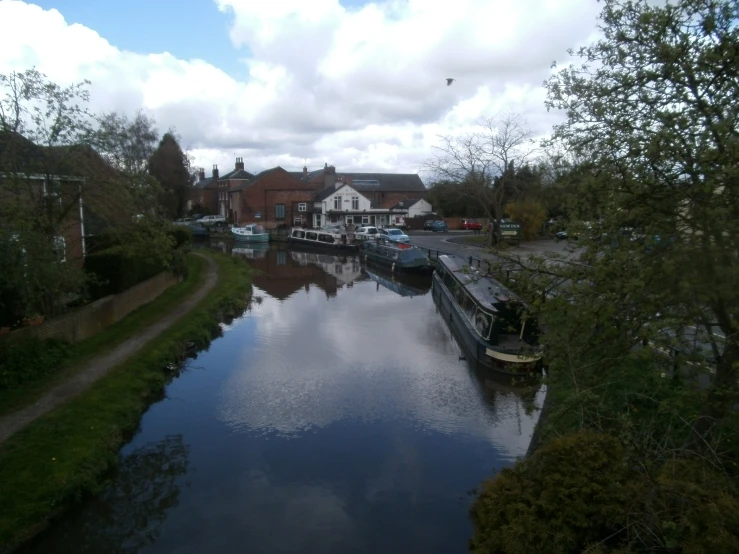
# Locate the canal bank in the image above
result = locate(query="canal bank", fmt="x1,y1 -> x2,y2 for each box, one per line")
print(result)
17,243 -> 545,554
0,252 -> 252,554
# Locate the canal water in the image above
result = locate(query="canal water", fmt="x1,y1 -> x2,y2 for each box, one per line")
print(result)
28,243 -> 545,554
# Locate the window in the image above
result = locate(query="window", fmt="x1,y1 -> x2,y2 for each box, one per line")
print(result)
351,196 -> 359,210
362,216 -> 369,224
474,308 -> 494,340
298,203 -> 307,212
333,196 -> 341,210
294,216 -> 302,226
380,192 -> 386,200
53,236 -> 66,263
293,230 -> 305,238
275,203 -> 286,220
306,232 -> 318,240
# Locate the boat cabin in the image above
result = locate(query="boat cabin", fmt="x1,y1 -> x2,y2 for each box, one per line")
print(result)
435,255 -> 539,346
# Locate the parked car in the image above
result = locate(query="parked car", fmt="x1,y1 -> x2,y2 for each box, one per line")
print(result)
379,228 -> 410,243
430,220 -> 448,233
423,219 -> 442,230
461,219 -> 483,231
197,215 -> 227,226
187,223 -> 209,238
174,217 -> 195,226
355,226 -> 380,240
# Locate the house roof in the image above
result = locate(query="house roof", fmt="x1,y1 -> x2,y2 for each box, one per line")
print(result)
390,198 -> 424,209
222,169 -> 254,181
313,183 -> 346,202
299,169 -> 426,192
194,177 -> 213,189
227,166 -> 304,193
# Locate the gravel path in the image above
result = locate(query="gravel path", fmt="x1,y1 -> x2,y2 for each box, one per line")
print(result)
0,253 -> 218,446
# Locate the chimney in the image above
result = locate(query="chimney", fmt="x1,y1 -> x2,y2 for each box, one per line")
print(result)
198,167 -> 205,181
212,164 -> 219,179
235,157 -> 244,170
303,165 -> 308,177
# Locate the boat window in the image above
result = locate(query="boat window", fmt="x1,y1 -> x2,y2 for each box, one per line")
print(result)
473,308 -> 493,340
318,234 -> 335,244
294,230 -> 305,239
306,232 -> 317,240
443,271 -> 456,291
460,290 -> 476,321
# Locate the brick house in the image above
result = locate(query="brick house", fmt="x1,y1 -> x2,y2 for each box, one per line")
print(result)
229,166 -> 320,228
294,164 -> 429,228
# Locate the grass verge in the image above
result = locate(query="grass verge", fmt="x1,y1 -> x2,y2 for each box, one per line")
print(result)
0,252 -> 251,553
0,255 -> 208,418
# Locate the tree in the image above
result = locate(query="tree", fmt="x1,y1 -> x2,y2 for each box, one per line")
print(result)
473,1 -> 739,549
90,110 -> 160,216
148,132 -> 191,220
424,113 -> 538,244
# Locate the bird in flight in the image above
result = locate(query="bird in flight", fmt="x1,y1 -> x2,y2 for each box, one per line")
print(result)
446,78 -> 455,86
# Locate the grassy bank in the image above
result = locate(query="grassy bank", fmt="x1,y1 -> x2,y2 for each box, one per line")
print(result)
0,255 -> 208,418
0,252 -> 251,553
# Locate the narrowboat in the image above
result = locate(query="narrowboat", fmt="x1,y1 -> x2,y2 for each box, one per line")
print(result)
231,223 -> 270,242
432,254 -> 543,377
288,227 -> 359,252
359,237 -> 434,275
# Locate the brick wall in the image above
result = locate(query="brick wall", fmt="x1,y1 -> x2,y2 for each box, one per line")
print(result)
1,271 -> 180,343
236,168 -> 320,229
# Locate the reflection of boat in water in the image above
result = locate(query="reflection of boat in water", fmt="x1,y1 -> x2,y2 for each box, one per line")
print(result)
432,254 -> 543,378
231,223 -> 269,242
363,267 -> 431,298
289,248 -> 363,287
360,238 -> 434,275
232,242 -> 270,260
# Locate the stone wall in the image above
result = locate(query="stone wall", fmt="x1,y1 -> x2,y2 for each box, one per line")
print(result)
2,271 -> 180,343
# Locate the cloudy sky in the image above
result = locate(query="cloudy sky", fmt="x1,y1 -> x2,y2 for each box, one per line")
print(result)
0,0 -> 602,176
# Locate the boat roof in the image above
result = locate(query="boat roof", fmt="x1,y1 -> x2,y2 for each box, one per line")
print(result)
437,254 -> 522,311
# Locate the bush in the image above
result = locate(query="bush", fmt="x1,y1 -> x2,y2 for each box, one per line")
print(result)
167,224 -> 192,250
0,338 -> 74,390
85,248 -> 164,298
504,200 -> 547,240
470,430 -> 632,554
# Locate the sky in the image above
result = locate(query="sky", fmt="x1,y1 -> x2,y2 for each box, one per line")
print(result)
0,0 -> 603,177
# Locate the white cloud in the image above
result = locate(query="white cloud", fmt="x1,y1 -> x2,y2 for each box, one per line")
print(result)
0,0 -> 601,175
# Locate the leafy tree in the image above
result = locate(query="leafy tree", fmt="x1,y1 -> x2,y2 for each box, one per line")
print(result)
148,132 -> 191,220
473,0 -> 739,550
504,199 -> 547,240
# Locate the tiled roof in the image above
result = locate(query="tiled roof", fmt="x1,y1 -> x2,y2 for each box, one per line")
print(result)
225,169 -> 254,180
313,183 -> 346,202
194,177 -> 213,189
390,198 -> 423,209
299,168 -> 426,192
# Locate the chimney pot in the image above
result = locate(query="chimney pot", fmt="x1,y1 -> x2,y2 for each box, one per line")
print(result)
303,165 -> 307,177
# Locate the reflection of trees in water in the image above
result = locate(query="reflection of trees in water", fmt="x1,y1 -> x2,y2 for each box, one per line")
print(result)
34,435 -> 190,554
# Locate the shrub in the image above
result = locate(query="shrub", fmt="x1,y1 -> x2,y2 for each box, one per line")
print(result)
84,248 -> 163,298
0,338 -> 74,390
470,430 -> 632,554
167,224 -> 192,250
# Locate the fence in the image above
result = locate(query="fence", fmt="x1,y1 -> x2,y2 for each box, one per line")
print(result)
1,271 -> 181,344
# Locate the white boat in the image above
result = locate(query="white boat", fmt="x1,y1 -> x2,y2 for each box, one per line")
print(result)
231,223 -> 269,243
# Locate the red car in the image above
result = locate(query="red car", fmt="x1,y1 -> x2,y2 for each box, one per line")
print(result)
461,219 -> 483,231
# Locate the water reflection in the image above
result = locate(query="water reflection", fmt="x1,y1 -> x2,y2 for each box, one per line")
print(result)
30,242 -> 544,554
29,435 -> 189,554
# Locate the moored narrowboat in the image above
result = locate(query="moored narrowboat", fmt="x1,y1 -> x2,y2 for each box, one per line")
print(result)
360,237 -> 434,275
288,227 -> 359,252
432,254 -> 543,377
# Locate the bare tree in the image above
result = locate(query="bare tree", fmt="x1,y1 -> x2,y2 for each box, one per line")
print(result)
424,113 -> 538,244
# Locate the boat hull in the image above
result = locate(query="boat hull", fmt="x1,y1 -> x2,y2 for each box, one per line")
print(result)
231,231 -> 270,243
432,273 -> 542,378
362,252 -> 435,275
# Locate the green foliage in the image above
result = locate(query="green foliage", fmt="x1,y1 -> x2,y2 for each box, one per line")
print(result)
504,200 -> 547,240
0,339 -> 74,391
0,252 -> 252,552
148,132 -> 191,220
167,224 -> 192,250
470,431 -> 632,554
84,248 -> 163,298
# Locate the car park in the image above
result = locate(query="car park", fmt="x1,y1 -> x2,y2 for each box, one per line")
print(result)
197,215 -> 227,226
430,220 -> 447,233
379,228 -> 410,243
